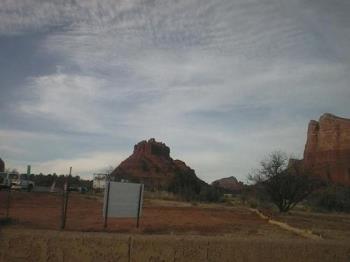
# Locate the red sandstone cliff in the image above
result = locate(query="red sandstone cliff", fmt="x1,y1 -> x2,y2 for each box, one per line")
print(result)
211,176 -> 244,192
111,138 -> 203,190
301,113 -> 350,185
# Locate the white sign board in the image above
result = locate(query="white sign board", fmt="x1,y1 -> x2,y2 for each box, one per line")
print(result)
103,182 -> 143,218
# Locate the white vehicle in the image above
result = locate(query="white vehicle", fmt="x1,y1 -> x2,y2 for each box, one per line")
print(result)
11,173 -> 35,192
0,172 -> 12,190
93,173 -> 107,192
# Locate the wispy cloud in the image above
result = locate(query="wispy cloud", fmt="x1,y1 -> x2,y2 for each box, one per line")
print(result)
1,0 -> 350,181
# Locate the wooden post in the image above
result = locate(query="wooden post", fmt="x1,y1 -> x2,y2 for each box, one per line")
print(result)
60,188 -> 65,230
103,180 -> 111,229
60,167 -> 71,230
62,188 -> 69,229
136,184 -> 143,228
6,188 -> 11,219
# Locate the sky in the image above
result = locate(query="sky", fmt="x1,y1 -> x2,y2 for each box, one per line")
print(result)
0,0 -> 350,183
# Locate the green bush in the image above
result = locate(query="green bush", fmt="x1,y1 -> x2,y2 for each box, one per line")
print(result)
307,185 -> 350,212
0,217 -> 15,226
167,170 -> 223,202
249,200 -> 258,209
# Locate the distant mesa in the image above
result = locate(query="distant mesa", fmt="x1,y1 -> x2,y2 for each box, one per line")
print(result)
111,138 -> 206,191
0,158 -> 4,172
211,176 -> 244,193
293,113 -> 350,186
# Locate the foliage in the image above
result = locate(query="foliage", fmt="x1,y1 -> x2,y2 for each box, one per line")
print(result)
168,170 -> 202,201
308,185 -> 350,212
249,151 -> 321,212
199,186 -> 222,202
168,171 -> 222,202
28,173 -> 92,190
0,217 -> 14,226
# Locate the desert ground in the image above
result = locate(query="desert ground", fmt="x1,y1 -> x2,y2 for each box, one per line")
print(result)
1,191 -> 350,241
0,191 -> 292,238
1,191 -> 350,261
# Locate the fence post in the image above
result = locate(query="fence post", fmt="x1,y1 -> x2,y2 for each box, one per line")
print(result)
6,188 -> 11,219
128,236 -> 132,262
60,187 -> 66,230
63,189 -> 69,229
103,180 -> 111,229
136,184 -> 143,228
60,167 -> 71,230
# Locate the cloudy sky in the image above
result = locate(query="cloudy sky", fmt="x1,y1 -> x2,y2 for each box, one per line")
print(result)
0,0 -> 349,182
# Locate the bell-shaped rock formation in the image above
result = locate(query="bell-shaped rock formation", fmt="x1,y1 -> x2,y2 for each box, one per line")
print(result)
111,138 -> 205,191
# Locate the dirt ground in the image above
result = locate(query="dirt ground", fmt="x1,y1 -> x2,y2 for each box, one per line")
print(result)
2,191 -> 350,261
1,191 -> 350,241
2,228 -> 350,262
274,210 -> 350,240
0,191 -> 289,238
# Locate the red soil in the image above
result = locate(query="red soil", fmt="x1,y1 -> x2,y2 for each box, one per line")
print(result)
0,191 -> 289,238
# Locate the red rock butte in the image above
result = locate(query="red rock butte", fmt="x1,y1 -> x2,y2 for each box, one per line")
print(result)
301,113 -> 350,185
111,138 -> 199,190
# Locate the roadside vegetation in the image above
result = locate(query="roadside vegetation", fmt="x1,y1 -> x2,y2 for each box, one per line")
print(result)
307,184 -> 350,213
248,151 -> 321,212
29,173 -> 92,189
243,151 -> 350,215
167,170 -> 223,202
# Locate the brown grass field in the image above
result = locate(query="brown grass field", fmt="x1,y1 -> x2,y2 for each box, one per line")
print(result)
1,190 -> 350,241
0,191 -> 292,238
2,191 -> 350,261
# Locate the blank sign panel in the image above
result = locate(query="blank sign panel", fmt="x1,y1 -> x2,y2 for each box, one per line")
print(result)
103,182 -> 143,218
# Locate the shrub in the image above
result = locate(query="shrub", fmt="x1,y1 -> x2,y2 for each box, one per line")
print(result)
249,151 -> 321,212
308,185 -> 350,212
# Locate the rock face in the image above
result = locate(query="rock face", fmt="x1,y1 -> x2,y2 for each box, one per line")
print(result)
0,158 -> 4,172
211,176 -> 244,192
111,138 -> 203,190
301,113 -> 350,185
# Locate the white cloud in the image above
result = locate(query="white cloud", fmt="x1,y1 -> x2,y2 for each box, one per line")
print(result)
1,0 -> 350,183
31,150 -> 128,177
0,129 -> 62,164
6,150 -> 128,178
19,73 -> 108,132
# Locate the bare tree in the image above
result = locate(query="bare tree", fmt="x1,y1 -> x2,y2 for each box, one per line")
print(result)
249,151 -> 320,212
103,165 -> 115,181
5,168 -> 19,174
